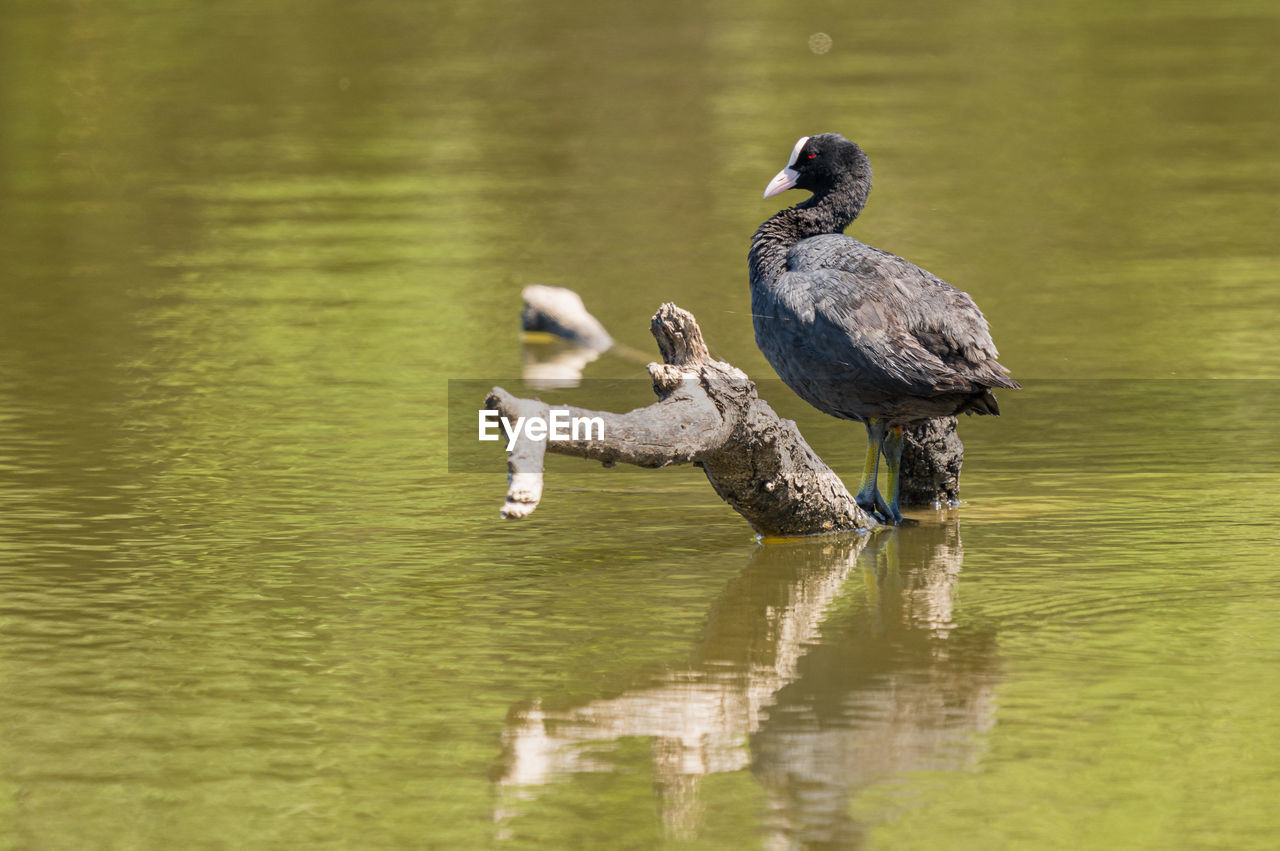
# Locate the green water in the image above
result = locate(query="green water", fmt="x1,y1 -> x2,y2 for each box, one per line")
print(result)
2,0 -> 1278,848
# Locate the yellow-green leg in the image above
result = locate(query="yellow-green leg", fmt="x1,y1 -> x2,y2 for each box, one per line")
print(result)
880,425 -> 906,525
856,420 -> 896,523
855,420 -> 883,513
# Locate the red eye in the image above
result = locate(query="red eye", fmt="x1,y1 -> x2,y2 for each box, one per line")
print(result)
806,152 -> 817,160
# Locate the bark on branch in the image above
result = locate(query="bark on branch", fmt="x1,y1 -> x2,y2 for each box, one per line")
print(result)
488,303 -> 877,536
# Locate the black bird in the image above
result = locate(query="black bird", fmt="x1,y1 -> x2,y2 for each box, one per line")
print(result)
749,133 -> 1019,524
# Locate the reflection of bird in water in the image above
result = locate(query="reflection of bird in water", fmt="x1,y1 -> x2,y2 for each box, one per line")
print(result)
750,134 -> 1019,524
491,523 -> 998,846
750,522 -> 999,849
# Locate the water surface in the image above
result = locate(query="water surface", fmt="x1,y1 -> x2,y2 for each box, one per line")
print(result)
1,0 -> 1278,847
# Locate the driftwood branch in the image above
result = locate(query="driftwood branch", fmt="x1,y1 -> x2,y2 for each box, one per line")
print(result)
488,303 -> 876,536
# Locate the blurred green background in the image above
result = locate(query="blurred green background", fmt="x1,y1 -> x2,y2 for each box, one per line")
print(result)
1,0 -> 1278,848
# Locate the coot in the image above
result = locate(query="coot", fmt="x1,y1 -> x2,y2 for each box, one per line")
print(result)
749,133 -> 1019,524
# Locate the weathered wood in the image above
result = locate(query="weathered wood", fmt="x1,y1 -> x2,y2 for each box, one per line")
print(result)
488,303 -> 877,536
901,416 -> 964,507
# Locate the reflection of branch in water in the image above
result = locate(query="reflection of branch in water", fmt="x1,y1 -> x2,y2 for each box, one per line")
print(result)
520,337 -> 603,389
494,535 -> 867,837
869,520 -> 964,639
493,523 -> 999,846
753,523 -> 999,849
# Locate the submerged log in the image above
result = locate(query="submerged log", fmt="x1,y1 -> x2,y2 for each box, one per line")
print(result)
488,303 -> 875,536
900,416 -> 963,507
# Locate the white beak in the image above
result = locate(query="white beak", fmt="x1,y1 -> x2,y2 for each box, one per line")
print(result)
763,166 -> 799,199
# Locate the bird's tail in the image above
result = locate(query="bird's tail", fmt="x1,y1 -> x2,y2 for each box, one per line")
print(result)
961,388 -> 1013,416
966,390 -> 1000,416
961,370 -> 1020,416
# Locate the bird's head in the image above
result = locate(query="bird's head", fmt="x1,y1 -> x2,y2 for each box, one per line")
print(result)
763,133 -> 872,200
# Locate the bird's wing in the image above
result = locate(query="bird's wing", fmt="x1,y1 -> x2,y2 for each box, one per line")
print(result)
773,268 -> 977,399
788,235 -> 1017,387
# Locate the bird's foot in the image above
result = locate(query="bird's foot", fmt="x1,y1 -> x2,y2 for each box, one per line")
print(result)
858,492 -> 911,526
872,491 -> 907,526
856,495 -> 887,524
874,509 -> 910,526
